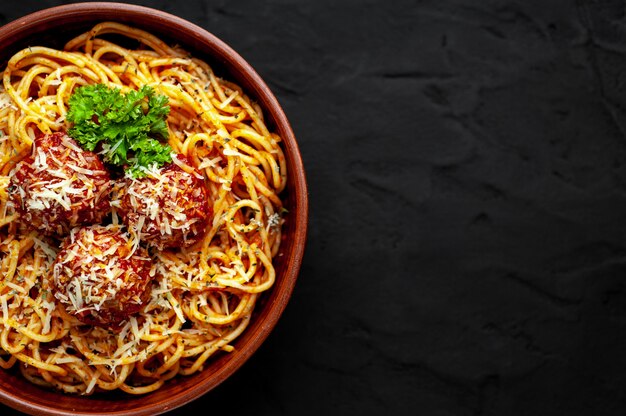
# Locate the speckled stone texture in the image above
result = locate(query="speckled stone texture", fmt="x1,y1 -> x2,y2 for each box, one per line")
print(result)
2,0 -> 626,415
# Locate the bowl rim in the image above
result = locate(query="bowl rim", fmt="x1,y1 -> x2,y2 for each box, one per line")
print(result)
0,2 -> 308,416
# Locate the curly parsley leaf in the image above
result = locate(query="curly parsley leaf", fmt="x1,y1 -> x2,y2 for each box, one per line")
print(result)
67,84 -> 172,177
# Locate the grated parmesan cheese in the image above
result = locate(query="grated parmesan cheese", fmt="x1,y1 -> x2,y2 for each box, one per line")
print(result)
0,295 -> 7,325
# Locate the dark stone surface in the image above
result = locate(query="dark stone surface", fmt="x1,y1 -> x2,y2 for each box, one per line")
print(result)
3,0 -> 626,414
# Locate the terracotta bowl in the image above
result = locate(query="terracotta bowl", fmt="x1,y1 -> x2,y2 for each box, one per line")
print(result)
0,2 -> 308,415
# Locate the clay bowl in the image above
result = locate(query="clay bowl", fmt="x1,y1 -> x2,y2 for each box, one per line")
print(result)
0,2 -> 307,415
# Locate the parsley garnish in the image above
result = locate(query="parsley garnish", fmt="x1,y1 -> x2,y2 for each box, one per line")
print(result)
67,84 -> 172,177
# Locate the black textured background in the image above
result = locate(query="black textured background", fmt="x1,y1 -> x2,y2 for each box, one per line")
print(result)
2,0 -> 626,415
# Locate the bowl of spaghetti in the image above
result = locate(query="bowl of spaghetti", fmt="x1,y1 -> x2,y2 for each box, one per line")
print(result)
0,2 -> 307,415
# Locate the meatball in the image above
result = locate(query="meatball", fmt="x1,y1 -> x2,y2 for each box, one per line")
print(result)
114,154 -> 211,250
9,132 -> 112,237
51,225 -> 154,328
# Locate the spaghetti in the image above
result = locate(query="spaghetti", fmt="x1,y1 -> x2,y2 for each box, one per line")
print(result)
0,22 -> 286,394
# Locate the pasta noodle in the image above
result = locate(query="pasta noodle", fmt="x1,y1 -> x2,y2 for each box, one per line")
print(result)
0,22 -> 287,394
